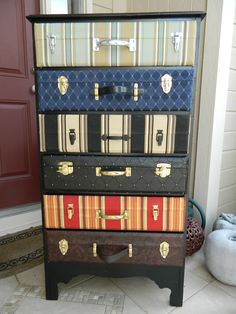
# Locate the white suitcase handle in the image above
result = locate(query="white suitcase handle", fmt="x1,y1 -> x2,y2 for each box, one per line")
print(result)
93,38 -> 136,52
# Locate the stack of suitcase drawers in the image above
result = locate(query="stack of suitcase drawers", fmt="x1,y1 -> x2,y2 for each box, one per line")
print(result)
28,12 -> 205,306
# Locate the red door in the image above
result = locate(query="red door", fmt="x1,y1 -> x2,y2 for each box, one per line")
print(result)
0,0 -> 40,209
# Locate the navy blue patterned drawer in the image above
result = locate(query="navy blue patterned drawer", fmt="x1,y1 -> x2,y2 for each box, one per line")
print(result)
37,67 -> 195,112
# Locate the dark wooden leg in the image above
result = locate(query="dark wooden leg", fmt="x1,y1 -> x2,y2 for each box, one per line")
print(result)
151,266 -> 184,307
42,262 -> 184,305
44,263 -> 59,300
169,267 -> 184,307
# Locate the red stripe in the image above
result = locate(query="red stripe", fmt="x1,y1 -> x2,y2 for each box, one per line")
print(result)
146,197 -> 163,231
105,196 -> 121,230
63,195 -> 80,229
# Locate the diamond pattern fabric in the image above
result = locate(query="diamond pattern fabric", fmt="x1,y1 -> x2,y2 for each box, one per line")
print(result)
37,67 -> 195,112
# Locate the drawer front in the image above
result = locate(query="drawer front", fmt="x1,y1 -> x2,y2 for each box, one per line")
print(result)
42,155 -> 188,194
36,68 -> 194,112
43,195 -> 185,232
39,113 -> 190,155
45,230 -> 185,266
34,19 -> 197,67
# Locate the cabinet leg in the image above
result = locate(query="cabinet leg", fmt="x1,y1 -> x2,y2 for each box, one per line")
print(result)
44,263 -> 58,300
169,268 -> 184,307
169,287 -> 183,306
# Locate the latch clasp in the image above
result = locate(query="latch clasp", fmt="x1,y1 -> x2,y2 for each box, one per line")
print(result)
160,241 -> 169,259
57,161 -> 73,176
155,163 -> 171,178
59,239 -> 68,256
171,32 -> 183,52
161,74 -> 172,94
156,130 -> 163,145
47,33 -> 57,54
69,129 -> 76,145
57,76 -> 69,95
152,205 -> 159,221
67,204 -> 74,220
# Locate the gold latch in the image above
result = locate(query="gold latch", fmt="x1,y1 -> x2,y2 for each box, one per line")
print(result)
161,74 -> 172,94
155,163 -> 171,178
128,244 -> 133,258
152,205 -> 159,221
96,167 -> 131,177
67,204 -> 74,220
57,76 -> 69,95
93,243 -> 97,257
133,83 -> 139,102
57,161 -> 73,176
94,83 -> 99,100
160,241 -> 169,259
59,239 -> 69,256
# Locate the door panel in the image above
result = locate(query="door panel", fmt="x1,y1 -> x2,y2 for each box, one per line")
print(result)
0,0 -> 26,76
0,0 -> 40,209
0,102 -> 29,175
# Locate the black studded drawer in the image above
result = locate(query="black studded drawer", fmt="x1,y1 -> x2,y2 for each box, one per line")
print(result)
42,155 -> 188,195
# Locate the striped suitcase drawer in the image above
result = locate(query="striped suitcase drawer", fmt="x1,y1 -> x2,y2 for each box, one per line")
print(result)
39,112 -> 190,155
34,19 -> 198,67
42,155 -> 188,194
36,67 -> 195,112
45,229 -> 185,266
43,195 -> 185,232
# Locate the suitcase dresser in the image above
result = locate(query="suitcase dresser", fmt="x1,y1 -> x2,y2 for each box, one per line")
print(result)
28,12 -> 205,306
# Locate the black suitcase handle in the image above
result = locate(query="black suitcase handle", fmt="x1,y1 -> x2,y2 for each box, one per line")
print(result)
101,134 -> 130,141
91,83 -> 144,101
96,85 -> 143,95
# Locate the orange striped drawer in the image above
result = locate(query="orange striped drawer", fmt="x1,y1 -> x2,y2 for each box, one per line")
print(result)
43,195 -> 186,232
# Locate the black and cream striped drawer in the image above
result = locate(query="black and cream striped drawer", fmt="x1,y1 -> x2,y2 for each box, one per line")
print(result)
39,112 -> 190,155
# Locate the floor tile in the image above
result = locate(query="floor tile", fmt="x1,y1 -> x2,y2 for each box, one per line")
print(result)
14,297 -> 106,314
171,282 -> 236,314
0,247 -> 235,314
16,263 -> 45,286
191,264 -> 215,283
185,248 -> 205,271
212,280 -> 236,299
185,246 -> 215,284
183,268 -> 208,300
58,274 -> 95,291
58,277 -> 126,313
111,276 -> 171,314
76,276 -> 125,294
122,296 -> 146,314
0,276 -> 18,308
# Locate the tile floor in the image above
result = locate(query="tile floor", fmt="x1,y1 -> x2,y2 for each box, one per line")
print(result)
0,248 -> 236,314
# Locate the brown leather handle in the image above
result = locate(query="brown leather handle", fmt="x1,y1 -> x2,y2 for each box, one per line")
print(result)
97,247 -> 128,263
95,244 -> 133,263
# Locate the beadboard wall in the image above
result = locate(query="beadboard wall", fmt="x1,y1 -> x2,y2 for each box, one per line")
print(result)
218,5 -> 236,216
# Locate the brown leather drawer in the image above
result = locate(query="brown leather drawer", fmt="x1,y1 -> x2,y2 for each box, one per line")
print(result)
45,230 -> 185,267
